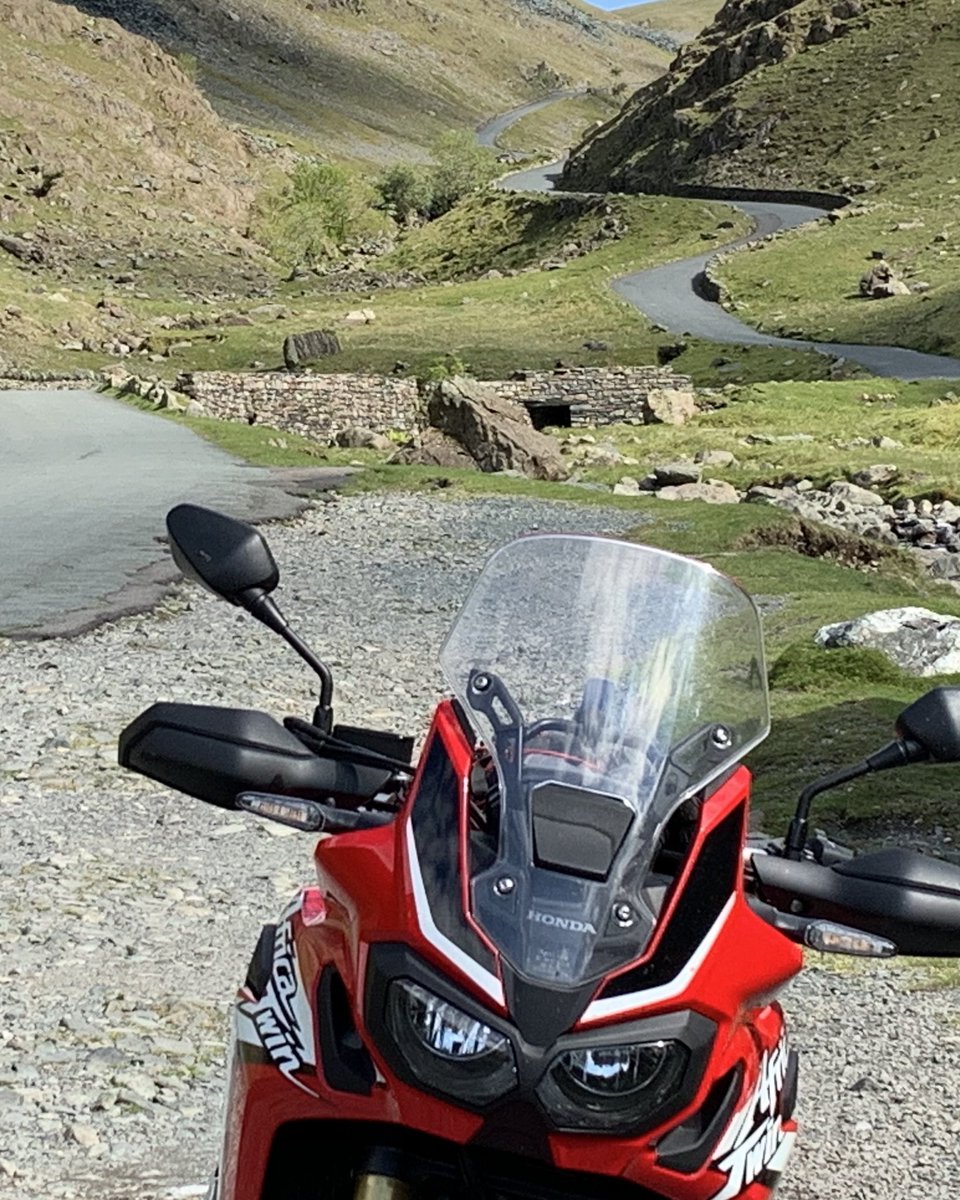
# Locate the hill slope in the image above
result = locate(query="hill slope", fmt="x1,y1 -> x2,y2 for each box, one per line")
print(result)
610,0 -> 723,44
58,0 -> 669,164
0,2 -> 270,274
562,0 -> 959,196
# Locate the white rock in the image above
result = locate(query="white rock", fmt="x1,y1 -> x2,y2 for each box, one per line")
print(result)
67,1123 -> 99,1149
815,607 -> 960,676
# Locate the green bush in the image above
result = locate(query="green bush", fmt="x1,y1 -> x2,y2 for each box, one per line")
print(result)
428,131 -> 499,218
421,352 -> 470,382
255,161 -> 392,267
375,135 -> 499,224
376,163 -> 435,224
768,642 -> 909,692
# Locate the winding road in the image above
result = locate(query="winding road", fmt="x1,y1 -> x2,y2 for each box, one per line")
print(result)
478,105 -> 960,380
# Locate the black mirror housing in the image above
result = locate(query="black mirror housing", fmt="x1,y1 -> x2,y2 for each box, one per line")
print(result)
166,504 -> 279,605
896,686 -> 960,763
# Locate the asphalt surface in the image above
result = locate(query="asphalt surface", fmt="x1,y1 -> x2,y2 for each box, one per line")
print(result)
476,91 -> 582,149
0,389 -> 349,638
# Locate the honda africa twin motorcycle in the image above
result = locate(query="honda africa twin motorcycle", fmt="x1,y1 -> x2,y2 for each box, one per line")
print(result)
119,504 -> 960,1200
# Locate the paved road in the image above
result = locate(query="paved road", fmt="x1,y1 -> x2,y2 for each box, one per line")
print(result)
0,390 -> 348,638
494,149 -> 960,380
476,91 -> 583,149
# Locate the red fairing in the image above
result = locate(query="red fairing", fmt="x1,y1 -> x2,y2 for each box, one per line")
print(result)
215,700 -> 803,1200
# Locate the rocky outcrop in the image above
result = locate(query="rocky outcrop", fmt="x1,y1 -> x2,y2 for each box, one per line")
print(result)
389,428 -> 479,469
425,376 -> 568,480
815,608 -> 960,676
561,0 -> 880,194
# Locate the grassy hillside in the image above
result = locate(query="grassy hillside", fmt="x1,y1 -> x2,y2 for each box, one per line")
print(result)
561,0 -> 960,359
611,0 -> 722,42
14,190 -> 842,385
60,0 -> 668,164
0,0 -> 279,367
497,94 -> 621,157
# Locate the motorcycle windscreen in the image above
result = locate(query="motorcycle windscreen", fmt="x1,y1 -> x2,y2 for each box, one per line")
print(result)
439,534 -> 769,987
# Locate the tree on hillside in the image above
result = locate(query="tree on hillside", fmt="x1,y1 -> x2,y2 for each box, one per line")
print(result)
254,160 -> 391,266
376,163 -> 435,224
428,132 -> 499,218
375,135 -> 499,224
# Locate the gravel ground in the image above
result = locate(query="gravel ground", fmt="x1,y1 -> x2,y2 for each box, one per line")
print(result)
0,492 -> 957,1200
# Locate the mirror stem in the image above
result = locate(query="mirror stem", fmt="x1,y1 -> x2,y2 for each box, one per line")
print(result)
784,738 -> 925,860
242,590 -> 334,729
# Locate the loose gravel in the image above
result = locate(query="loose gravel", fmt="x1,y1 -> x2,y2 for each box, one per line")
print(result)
0,492 -> 957,1199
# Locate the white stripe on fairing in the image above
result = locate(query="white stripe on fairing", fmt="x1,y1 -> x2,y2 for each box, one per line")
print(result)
580,894 -> 737,1023
235,1006 -> 261,1047
405,821 -> 505,1007
768,1129 -> 796,1174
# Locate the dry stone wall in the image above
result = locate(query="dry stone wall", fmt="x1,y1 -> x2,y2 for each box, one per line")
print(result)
176,371 -> 422,442
498,366 -> 694,426
176,365 -> 694,442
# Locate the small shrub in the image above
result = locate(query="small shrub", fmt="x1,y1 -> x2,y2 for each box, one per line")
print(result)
427,132 -> 499,219
769,642 -> 908,692
376,163 -> 434,224
421,353 -> 469,382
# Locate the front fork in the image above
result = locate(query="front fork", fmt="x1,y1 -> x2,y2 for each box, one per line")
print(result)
353,1149 -> 412,1200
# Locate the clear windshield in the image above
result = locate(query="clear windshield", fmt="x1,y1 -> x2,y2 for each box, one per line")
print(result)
439,535 -> 768,987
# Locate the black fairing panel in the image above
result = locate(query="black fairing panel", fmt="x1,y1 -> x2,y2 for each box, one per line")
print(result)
752,851 -> 960,956
119,702 -> 392,809
597,804 -> 744,1000
410,737 -> 497,976
501,966 -> 596,1047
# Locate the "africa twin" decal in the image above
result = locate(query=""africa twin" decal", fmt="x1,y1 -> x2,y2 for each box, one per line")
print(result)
238,895 -> 318,1096
709,1033 -> 794,1200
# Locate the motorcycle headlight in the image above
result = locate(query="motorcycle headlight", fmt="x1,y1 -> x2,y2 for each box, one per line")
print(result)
385,979 -> 517,1105
536,1040 -> 690,1133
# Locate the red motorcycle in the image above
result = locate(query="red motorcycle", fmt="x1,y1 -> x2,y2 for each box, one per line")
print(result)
119,505 -> 960,1200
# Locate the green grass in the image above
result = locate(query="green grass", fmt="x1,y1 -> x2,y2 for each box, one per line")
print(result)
4,188 -> 840,386
66,192 -> 837,387
718,208 -> 960,358
607,501 -> 960,839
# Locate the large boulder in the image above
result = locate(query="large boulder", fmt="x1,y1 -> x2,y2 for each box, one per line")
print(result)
425,377 -> 568,481
389,428 -> 478,470
858,258 -> 910,299
283,329 -> 341,368
643,386 -> 697,426
335,426 -> 393,452
815,607 -> 960,676
656,480 -> 740,504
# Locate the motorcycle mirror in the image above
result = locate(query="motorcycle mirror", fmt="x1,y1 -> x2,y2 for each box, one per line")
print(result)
896,686 -> 960,763
165,504 -> 335,730
166,504 -> 279,606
